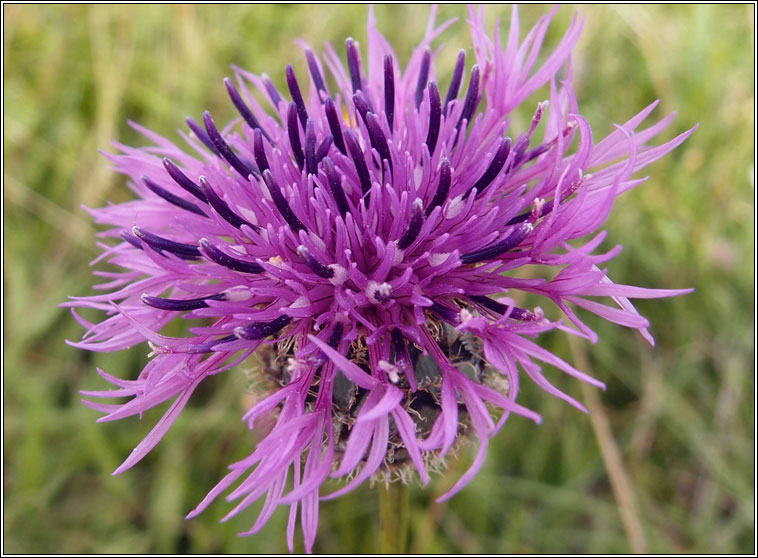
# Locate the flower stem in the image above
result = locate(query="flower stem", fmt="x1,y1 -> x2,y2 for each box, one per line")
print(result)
378,481 -> 409,554
568,336 -> 648,554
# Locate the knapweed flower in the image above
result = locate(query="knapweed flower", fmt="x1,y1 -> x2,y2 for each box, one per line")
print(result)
67,6 -> 695,553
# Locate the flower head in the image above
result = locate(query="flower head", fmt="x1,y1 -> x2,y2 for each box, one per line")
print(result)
67,6 -> 694,552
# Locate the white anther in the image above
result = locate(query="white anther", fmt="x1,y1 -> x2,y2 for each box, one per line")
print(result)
428,252 -> 450,266
533,197 -> 546,217
328,264 -> 348,286
289,296 -> 310,309
366,280 -> 392,305
445,194 -> 465,219
378,360 -> 401,383
223,286 -> 253,302
147,341 -> 163,358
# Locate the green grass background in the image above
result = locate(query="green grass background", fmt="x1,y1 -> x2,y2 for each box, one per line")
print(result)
3,4 -> 754,554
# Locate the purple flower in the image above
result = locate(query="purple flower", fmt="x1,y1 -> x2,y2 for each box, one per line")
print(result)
67,6 -> 695,553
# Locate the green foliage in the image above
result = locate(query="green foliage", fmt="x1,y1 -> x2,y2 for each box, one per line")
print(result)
3,4 -> 754,553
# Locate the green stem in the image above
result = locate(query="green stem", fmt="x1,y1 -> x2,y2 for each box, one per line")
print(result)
378,481 -> 409,554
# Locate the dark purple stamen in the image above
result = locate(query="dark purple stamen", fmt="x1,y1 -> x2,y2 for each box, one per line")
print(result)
323,157 -> 349,217
397,199 -> 424,250
234,314 -> 293,340
425,158 -> 452,216
120,230 -> 143,250
199,239 -> 264,274
384,55 -> 395,131
456,65 -> 480,131
297,245 -> 334,279
506,174 -> 584,226
391,328 -> 415,389
186,116 -> 221,157
460,222 -> 533,264
287,102 -> 305,170
466,136 -> 512,198
253,129 -> 270,173
132,227 -> 201,260
262,74 -> 283,108
444,49 -> 466,113
428,301 -> 461,325
186,334 -> 238,354
305,49 -> 328,98
504,209 -> 533,226
365,112 -> 393,172
415,48 -> 431,109
392,328 -> 418,392
141,292 -> 226,311
508,193 -> 557,226
391,328 -> 410,369
286,64 -> 309,129
202,111 -> 256,180
304,119 -> 318,175
324,97 -> 347,155
198,176 -> 257,230
328,322 -> 344,348
345,38 -> 363,94
425,82 -> 441,155
523,143 -> 551,164
224,77 -> 269,140
262,170 -> 306,232
352,92 -> 371,123
163,158 -> 207,202
309,322 -> 345,366
510,135 -> 530,169
469,295 -> 534,321
142,176 -> 206,217
315,135 -> 333,164
343,129 -> 371,197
